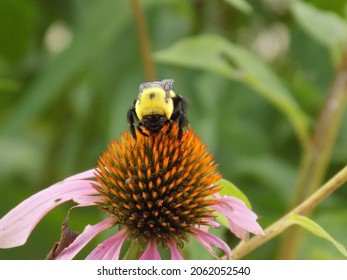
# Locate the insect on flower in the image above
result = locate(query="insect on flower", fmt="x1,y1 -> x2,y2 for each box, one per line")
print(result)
0,80 -> 264,260
127,79 -> 188,140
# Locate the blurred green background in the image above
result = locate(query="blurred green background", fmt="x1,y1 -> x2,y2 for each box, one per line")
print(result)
0,0 -> 347,259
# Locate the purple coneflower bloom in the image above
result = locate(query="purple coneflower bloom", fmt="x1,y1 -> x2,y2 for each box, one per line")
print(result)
0,124 -> 263,259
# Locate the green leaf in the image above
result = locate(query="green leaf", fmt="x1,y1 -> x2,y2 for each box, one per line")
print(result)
288,214 -> 347,258
218,178 -> 252,209
0,0 -> 39,62
155,34 -> 310,146
223,0 -> 253,14
0,78 -> 20,92
291,0 -> 347,65
215,179 -> 252,229
2,0 -> 130,135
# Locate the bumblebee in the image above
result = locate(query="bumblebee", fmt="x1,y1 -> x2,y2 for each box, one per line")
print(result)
127,79 -> 188,140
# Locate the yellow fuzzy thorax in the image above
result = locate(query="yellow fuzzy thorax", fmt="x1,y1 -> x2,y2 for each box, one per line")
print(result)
135,87 -> 175,120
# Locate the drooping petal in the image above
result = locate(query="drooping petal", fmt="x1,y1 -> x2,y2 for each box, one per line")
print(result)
56,217 -> 114,260
192,228 -> 232,260
73,195 -> 103,207
64,169 -> 97,181
202,218 -> 221,229
86,228 -> 129,260
212,196 -> 264,239
139,239 -> 161,260
168,239 -> 184,260
0,179 -> 98,248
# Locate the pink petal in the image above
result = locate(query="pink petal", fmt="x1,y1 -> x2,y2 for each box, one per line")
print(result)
212,196 -> 264,239
202,218 -> 221,229
86,228 -> 129,260
139,239 -> 161,260
192,228 -> 232,260
0,179 -> 98,248
56,217 -> 114,260
64,169 -> 97,181
73,195 -> 103,207
168,239 -> 184,260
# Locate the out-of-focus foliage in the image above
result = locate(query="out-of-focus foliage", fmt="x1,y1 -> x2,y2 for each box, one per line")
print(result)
0,0 -> 346,259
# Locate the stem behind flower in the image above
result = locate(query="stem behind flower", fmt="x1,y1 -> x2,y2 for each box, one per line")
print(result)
130,0 -> 156,81
231,164 -> 347,260
278,51 -> 347,259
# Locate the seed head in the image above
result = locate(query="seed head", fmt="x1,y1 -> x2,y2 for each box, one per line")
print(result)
94,124 -> 222,246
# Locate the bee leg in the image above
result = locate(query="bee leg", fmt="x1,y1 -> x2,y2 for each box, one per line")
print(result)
127,107 -> 137,139
177,111 -> 186,140
137,125 -> 150,137
172,95 -> 189,140
161,119 -> 174,137
170,111 -> 186,140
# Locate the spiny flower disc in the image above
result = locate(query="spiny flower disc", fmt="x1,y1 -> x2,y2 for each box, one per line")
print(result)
94,124 -> 222,245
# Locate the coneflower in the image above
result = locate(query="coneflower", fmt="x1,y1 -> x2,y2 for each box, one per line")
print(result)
0,124 -> 263,259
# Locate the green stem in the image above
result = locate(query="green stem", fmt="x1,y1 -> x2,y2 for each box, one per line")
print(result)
123,238 -> 147,260
130,0 -> 156,81
231,164 -> 347,260
278,52 -> 347,259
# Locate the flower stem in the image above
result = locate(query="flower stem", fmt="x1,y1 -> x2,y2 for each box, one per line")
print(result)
130,0 -> 156,81
123,238 -> 146,260
278,52 -> 347,259
231,164 -> 347,260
